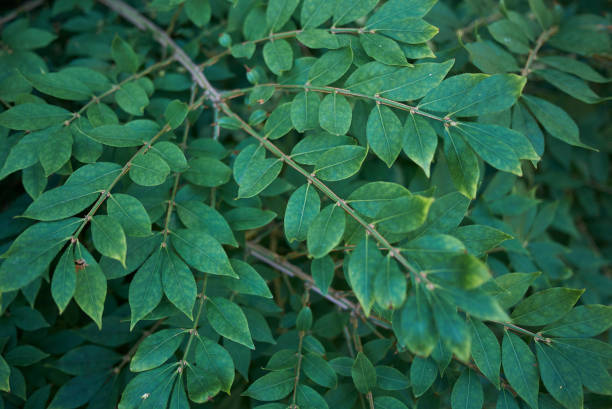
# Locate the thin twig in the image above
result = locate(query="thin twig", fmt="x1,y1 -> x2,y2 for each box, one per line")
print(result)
221,83 -> 453,124
162,85 -> 198,245
521,26 -> 558,76
0,0 -> 44,27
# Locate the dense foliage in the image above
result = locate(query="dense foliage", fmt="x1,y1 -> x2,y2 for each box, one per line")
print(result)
0,0 -> 610,408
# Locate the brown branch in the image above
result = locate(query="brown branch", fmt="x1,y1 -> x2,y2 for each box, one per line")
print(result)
521,26 -> 559,76
0,0 -> 45,27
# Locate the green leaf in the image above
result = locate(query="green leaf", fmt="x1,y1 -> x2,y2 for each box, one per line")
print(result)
334,0 -> 378,26
5,345 -> 49,366
410,356 -> 438,397
314,145 -> 367,181
169,378 -> 189,409
130,329 -> 186,372
496,389 -> 520,409
129,151 -> 171,186
307,204 -> 346,258
185,0 -> 211,27
119,364 -> 176,409
264,102 -> 293,140
238,158 -> 283,198
129,249 -> 163,329
107,193 -> 152,237
164,100 -> 189,129
319,93 -> 352,136
207,297 -> 254,349
91,215 -> 127,267
538,56 -> 609,83
501,331 -> 539,409
266,0 -> 299,31
453,124 -> 522,176
451,369 -> 484,409
311,256 -> 334,295
285,183 -> 321,243
374,195 -> 433,233
393,289 -> 437,356
348,181 -> 411,217
223,259 -> 273,298
453,225 -> 512,256
291,133 -> 354,165
542,305 -> 612,337
367,13 -> 437,44
403,114 -> 437,177
55,346 -> 120,375
297,29 -> 340,49
443,127 -> 479,198
301,0 -> 335,29
536,68 -> 604,104
367,0 -> 437,21
74,244 -> 107,329
263,40 -> 293,75
47,373 -> 107,409
352,351 -> 377,393
522,95 -> 593,149
488,20 -> 530,54
9,306 -> 49,331
303,353 -> 337,388
195,335 -> 235,393
511,287 -> 584,326
3,27 -> 56,50
51,245 -> 76,313
242,370 -> 294,401
367,104 -> 403,167
171,229 -> 236,277
183,157 -> 232,187
0,218 -> 80,291
375,366 -> 410,391
115,82 -> 149,116
349,235 -> 384,316
345,61 -> 453,101
308,47 -> 353,86
290,91 -> 321,132
0,103 -> 71,130
73,122 -> 146,147
297,384 -> 329,409
360,34 -> 408,66
23,184 -> 97,221
374,255 -> 406,310
373,396 -> 410,409
38,126 -> 72,176
469,318 -> 501,389
175,201 -> 237,246
453,74 -> 527,117
481,272 -> 540,309
536,342 -> 583,409
432,296 -> 471,362
161,248 -> 197,319
419,73 -> 488,113
528,0 -> 554,29
0,356 -> 10,392
111,36 -> 140,73
465,41 -> 519,74
187,364 -> 221,403
23,71 -> 91,101
225,207 -> 277,231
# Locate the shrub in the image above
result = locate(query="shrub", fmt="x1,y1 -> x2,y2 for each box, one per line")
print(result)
0,0 -> 610,408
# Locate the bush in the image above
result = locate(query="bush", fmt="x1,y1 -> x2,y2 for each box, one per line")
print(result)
0,0 -> 610,408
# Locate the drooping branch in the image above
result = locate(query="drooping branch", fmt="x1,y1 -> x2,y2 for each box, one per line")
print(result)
0,0 -> 44,27
98,0 -> 430,286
